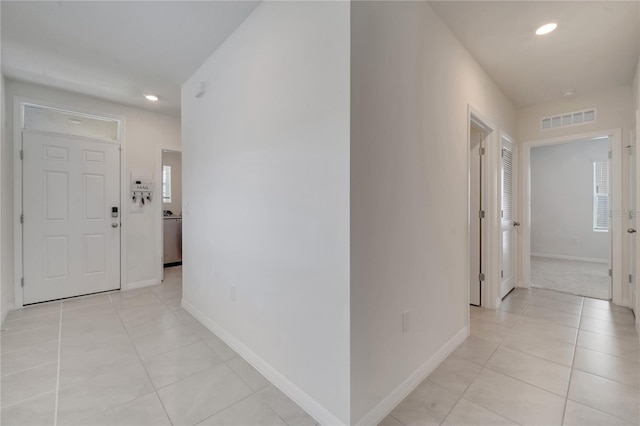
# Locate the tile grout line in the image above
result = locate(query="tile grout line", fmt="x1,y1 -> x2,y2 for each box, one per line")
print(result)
441,301 -> 529,426
469,292 -> 542,425
571,365 -> 640,391
108,291 -> 176,426
192,386 -> 266,426
152,284 -> 272,424
574,339 -> 640,363
497,342 -> 574,369
560,297 -> 584,425
139,273 -> 268,425
67,292 -> 162,425
0,389 -> 57,412
53,306 -> 63,426
478,305 -> 577,400
480,363 -> 570,400
0,359 -> 60,379
152,271 -> 306,426
434,381 -> 467,425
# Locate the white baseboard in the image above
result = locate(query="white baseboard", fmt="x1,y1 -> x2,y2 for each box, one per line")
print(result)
531,253 -> 609,264
123,278 -> 161,291
1,303 -> 15,324
354,326 -> 469,426
181,298 -> 346,426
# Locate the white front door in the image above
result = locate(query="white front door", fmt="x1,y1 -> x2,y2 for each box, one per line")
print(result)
23,131 -> 121,304
500,139 -> 516,298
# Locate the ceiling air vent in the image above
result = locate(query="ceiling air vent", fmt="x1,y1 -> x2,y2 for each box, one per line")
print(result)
541,108 -> 596,130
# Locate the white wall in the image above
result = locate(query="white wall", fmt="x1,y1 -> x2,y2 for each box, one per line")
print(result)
1,75 -> 8,322
162,151 -> 182,216
350,2 -> 515,423
517,86 -> 634,144
635,55 -> 639,107
181,2 -> 350,424
531,139 -> 610,261
1,80 -> 181,316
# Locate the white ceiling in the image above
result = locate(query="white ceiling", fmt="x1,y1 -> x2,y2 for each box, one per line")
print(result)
2,1 -> 638,113
429,1 -> 640,107
1,1 -> 260,116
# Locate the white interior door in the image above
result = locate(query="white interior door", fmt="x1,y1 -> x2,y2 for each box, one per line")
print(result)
23,131 -> 121,304
500,139 -> 516,298
631,119 -> 638,314
470,125 -> 483,306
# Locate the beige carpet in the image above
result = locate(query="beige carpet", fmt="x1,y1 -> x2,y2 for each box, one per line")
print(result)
530,256 -> 611,300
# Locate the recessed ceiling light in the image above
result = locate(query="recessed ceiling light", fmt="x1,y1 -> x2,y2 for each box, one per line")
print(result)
144,94 -> 159,102
536,23 -> 557,35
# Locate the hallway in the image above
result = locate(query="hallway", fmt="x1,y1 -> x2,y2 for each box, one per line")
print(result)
1,270 -> 638,425
382,288 -> 639,425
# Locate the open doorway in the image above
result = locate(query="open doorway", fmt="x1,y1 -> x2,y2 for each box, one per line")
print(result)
529,137 -> 612,299
161,149 -> 182,281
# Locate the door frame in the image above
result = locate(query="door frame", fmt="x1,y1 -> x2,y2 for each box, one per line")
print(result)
157,146 -> 182,282
520,128 -> 625,306
635,109 -> 640,327
499,131 -> 519,299
467,106 -> 502,310
13,97 -> 126,308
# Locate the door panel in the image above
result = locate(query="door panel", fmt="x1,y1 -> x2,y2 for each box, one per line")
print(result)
500,139 -> 516,298
45,236 -> 68,279
631,116 -> 638,314
470,125 -> 483,306
23,131 -> 120,304
84,174 -> 105,220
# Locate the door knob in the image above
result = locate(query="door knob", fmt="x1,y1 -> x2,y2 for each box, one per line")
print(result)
112,223 -> 119,228
513,221 -> 521,227
628,228 -> 636,233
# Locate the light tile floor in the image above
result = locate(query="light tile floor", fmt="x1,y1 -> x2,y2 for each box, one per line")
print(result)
2,270 -> 639,426
381,288 -> 640,426
1,267 -> 319,426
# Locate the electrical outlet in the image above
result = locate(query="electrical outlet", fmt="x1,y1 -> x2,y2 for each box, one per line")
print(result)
230,285 -> 236,301
402,310 -> 410,333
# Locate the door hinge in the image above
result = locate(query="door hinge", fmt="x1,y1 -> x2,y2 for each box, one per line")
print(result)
608,269 -> 613,277
21,278 -> 24,288
608,151 -> 612,160
20,214 -> 24,224
501,270 -> 504,278
479,210 -> 485,219
479,147 -> 485,156
501,149 -> 505,158
20,150 -> 23,160
479,273 -> 485,282
629,274 -> 633,283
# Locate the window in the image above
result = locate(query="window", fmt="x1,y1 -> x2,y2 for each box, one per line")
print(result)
162,165 -> 172,203
23,103 -> 120,141
593,161 -> 609,232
